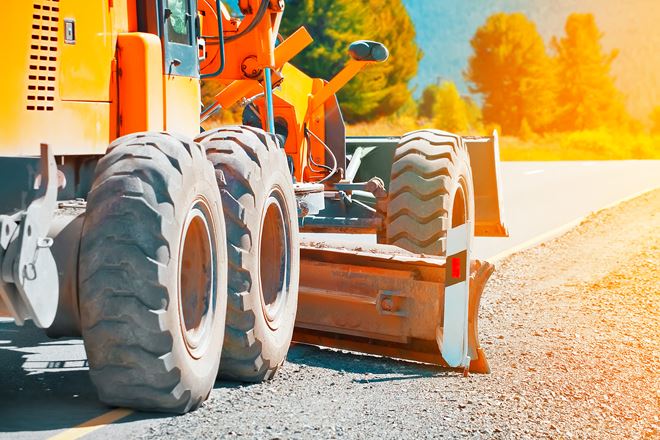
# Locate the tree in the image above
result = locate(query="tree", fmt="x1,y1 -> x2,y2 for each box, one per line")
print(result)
279,0 -> 362,80
465,13 -> 556,135
418,83 -> 440,119
432,81 -> 469,133
552,13 -> 628,131
395,94 -> 419,119
464,96 -> 484,133
279,0 -> 421,122
651,106 -> 660,135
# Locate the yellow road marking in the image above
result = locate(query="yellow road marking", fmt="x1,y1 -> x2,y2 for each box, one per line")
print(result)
48,409 -> 133,440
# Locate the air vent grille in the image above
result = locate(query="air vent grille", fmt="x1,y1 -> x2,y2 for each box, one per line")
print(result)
26,0 -> 60,112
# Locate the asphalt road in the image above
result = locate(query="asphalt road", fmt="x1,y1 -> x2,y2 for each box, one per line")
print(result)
0,160 -> 658,439
474,160 -> 660,259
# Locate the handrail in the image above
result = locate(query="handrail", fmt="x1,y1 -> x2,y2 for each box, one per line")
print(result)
200,0 -> 225,79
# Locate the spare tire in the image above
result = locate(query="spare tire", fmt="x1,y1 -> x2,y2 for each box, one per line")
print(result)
197,126 -> 300,382
381,130 -> 474,256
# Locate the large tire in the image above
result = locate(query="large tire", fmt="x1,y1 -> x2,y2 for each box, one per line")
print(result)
197,126 -> 299,382
381,130 -> 474,256
79,132 -> 227,413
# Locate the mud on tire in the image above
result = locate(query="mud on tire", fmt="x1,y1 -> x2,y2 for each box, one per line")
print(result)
197,126 -> 299,382
79,132 -> 227,413
381,129 -> 474,256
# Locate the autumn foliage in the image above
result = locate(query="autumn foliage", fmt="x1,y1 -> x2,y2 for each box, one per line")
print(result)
651,107 -> 660,135
352,10 -> 657,159
551,14 -> 628,131
465,13 -> 555,135
464,12 -> 632,136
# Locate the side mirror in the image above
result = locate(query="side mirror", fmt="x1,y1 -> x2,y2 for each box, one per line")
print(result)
348,40 -> 389,63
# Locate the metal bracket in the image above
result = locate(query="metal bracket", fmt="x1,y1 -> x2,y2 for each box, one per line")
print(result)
294,183 -> 325,217
0,144 -> 60,327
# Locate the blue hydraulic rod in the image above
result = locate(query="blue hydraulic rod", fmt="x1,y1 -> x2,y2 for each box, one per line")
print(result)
263,68 -> 276,134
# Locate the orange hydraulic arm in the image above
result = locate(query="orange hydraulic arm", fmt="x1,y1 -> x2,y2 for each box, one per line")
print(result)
209,27 -> 314,111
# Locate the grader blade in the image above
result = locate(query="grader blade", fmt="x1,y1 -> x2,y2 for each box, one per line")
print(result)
293,229 -> 494,374
464,132 -> 508,237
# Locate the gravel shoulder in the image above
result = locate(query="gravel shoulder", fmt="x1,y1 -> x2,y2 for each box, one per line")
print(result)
138,190 -> 659,439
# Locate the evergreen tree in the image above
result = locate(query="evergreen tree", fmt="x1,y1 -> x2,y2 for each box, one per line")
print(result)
279,0 -> 421,122
465,13 -> 556,135
552,13 -> 628,131
433,81 -> 469,133
279,0 -> 362,80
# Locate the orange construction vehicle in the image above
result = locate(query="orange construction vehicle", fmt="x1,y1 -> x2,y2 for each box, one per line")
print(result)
0,0 -> 507,413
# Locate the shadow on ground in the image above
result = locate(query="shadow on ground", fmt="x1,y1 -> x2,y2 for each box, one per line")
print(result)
0,320 -> 165,434
285,342 -> 455,382
0,321 -> 453,434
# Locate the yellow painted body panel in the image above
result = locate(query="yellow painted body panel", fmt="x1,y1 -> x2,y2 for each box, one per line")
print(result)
58,0 -> 114,101
276,64 -> 314,125
0,4 -> 36,154
0,101 -> 112,157
0,2 -> 117,156
164,75 -> 201,139
117,33 -> 165,135
305,79 -> 328,182
1,1 -> 202,157
270,65 -> 329,182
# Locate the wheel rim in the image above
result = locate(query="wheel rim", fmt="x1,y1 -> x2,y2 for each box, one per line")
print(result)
452,182 -> 467,228
178,198 -> 217,359
259,188 -> 291,330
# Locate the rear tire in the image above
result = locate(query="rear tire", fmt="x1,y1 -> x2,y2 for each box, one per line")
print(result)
381,130 -> 474,256
197,126 -> 299,382
79,132 -> 227,413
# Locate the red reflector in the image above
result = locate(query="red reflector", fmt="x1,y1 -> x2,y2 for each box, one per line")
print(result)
452,257 -> 461,279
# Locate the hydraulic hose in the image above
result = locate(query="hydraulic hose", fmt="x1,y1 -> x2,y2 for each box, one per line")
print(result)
305,128 -> 338,184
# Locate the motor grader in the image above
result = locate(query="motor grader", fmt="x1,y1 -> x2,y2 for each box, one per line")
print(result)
0,0 -> 507,413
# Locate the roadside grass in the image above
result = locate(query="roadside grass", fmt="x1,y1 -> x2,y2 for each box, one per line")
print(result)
500,131 -> 660,161
346,116 -> 431,137
347,119 -> 660,161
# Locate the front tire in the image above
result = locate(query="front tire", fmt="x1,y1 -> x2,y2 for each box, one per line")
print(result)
381,130 -> 474,256
197,126 -> 300,382
79,132 -> 227,413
